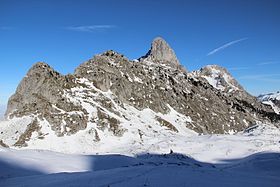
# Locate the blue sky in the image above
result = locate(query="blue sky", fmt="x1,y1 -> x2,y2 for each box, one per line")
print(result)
0,0 -> 280,105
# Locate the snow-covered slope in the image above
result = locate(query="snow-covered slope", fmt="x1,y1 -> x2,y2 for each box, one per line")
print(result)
1,116 -> 279,162
0,77 -> 196,153
1,124 -> 280,186
258,92 -> 280,114
1,78 -> 278,156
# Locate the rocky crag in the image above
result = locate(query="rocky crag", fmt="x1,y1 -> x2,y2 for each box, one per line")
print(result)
1,37 -> 279,149
258,92 -> 280,114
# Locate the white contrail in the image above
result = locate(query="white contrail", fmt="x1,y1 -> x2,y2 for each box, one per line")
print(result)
257,61 -> 279,66
65,25 -> 116,32
207,38 -> 248,56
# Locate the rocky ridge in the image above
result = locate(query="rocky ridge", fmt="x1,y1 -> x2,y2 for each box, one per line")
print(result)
1,37 -> 279,149
258,92 -> 280,114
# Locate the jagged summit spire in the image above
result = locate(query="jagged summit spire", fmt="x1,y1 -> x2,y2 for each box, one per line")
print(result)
140,37 -> 180,66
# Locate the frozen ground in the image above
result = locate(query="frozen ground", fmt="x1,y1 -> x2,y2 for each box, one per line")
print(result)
0,123 -> 280,186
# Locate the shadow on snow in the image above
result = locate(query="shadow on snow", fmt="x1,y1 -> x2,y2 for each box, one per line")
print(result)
0,151 -> 280,186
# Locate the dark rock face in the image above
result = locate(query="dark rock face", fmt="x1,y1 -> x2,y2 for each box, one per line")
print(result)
4,37 -> 280,144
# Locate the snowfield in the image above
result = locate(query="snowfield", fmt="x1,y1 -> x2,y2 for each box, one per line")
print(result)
0,123 -> 280,186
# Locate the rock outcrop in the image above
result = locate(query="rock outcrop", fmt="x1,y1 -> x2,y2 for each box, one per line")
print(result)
139,37 -> 181,68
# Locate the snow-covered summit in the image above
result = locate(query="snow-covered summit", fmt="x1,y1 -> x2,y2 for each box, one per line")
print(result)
258,91 -> 280,114
192,64 -> 243,93
258,91 -> 280,101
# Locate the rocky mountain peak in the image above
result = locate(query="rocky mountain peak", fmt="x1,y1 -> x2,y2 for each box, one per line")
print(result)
139,37 -> 180,67
28,62 -> 52,74
193,64 -> 243,93
258,92 -> 280,114
27,62 -> 61,77
5,61 -> 65,118
101,50 -> 122,57
100,50 -> 128,61
31,61 -> 50,68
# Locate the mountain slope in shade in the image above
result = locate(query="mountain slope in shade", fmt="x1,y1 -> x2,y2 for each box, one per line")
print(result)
0,37 -> 279,150
258,92 -> 280,114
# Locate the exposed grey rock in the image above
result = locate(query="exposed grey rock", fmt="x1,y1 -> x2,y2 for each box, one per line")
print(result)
156,116 -> 178,132
14,118 -> 41,147
6,62 -> 64,116
139,37 -> 181,68
96,107 -> 126,137
6,62 -> 88,137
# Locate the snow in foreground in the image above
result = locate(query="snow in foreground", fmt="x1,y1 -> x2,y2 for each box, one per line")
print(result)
0,124 -> 280,187
0,149 -> 280,187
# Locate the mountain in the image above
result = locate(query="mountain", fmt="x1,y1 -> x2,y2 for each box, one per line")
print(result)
0,37 -> 279,151
192,65 -> 244,92
258,92 -> 280,114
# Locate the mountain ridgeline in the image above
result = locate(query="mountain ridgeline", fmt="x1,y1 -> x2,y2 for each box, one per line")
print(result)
1,37 -> 279,148
258,92 -> 280,114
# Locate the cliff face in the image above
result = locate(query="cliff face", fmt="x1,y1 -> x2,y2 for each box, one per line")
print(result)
139,37 -> 180,66
2,37 -> 279,148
